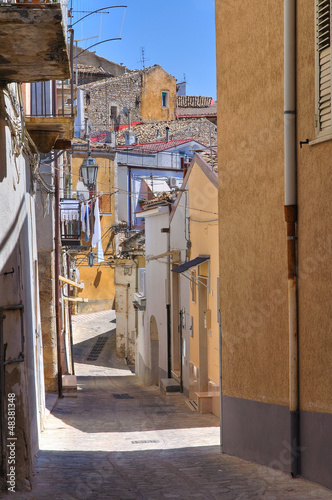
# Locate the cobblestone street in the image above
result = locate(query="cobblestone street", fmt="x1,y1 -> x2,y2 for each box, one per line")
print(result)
8,310 -> 332,499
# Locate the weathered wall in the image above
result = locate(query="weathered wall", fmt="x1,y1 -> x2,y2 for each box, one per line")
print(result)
141,66 -> 176,122
216,0 -> 287,405
0,85 -> 44,491
215,0 -> 291,473
297,1 -> 332,416
170,191 -> 191,395
82,72 -> 142,135
216,0 -> 332,486
71,150 -> 116,313
38,251 -> 57,392
142,209 -> 169,386
295,3 -> 332,488
114,262 -> 137,364
82,65 -> 176,136
188,156 -> 219,395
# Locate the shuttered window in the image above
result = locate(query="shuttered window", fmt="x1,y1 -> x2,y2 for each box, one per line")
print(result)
316,0 -> 332,135
99,194 -> 112,214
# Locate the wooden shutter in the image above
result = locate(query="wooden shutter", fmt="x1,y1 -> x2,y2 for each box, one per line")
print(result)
99,194 -> 112,214
316,0 -> 332,134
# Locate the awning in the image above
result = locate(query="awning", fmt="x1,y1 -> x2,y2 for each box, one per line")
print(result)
171,255 -> 210,273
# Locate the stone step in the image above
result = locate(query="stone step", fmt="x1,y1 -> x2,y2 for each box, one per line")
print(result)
160,378 -> 181,394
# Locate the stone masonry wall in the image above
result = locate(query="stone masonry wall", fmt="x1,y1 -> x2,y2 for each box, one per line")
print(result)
82,72 -> 142,136
38,251 -> 57,392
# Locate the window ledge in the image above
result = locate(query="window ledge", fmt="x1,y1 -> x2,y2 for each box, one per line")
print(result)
309,134 -> 332,146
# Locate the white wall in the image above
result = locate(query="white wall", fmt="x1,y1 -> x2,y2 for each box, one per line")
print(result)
114,262 -> 137,363
0,85 -> 44,489
141,208 -> 169,385
170,195 -> 191,395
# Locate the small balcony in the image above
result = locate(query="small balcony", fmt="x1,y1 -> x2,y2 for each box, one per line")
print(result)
60,198 -> 81,247
0,0 -> 70,84
24,79 -> 76,152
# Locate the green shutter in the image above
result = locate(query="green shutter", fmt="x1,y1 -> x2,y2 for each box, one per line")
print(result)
316,0 -> 332,134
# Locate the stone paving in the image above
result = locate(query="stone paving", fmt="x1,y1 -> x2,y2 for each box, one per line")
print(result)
6,310 -> 332,499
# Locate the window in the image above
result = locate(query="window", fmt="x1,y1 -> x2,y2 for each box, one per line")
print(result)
162,91 -> 169,108
316,0 -> 332,136
110,106 -> 117,119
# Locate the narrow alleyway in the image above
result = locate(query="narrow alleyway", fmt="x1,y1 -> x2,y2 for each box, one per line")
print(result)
8,311 -> 332,500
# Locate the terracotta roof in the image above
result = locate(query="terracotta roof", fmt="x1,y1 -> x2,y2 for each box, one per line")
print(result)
116,138 -> 200,154
177,102 -> 217,118
177,96 -> 213,108
79,64 -> 175,89
115,118 -> 217,148
76,64 -> 112,76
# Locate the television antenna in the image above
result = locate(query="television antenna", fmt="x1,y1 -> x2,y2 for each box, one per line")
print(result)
138,47 -> 149,69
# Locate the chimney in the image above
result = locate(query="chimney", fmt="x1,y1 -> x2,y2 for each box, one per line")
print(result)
166,126 -> 169,142
128,109 -> 131,131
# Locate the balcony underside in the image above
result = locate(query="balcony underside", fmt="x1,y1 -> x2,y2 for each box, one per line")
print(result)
25,116 -> 74,153
0,4 -> 70,83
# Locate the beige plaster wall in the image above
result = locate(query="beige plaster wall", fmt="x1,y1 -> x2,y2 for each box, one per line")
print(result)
189,159 -> 219,386
141,66 -> 176,122
216,0 -> 289,406
296,2 -> 332,414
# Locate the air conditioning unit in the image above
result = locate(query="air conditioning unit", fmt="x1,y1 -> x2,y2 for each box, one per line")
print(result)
168,176 -> 177,188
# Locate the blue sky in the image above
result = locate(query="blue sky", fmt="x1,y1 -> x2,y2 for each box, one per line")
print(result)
70,1 -> 216,99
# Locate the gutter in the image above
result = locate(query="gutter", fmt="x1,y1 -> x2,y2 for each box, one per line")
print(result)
284,0 -> 300,477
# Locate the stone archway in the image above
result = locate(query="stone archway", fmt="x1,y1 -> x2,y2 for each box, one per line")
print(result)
150,315 -> 159,386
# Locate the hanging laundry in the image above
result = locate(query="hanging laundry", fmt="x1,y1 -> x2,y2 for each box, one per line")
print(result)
91,197 -> 105,263
96,239 -> 104,264
85,202 -> 90,242
92,197 -> 101,248
81,202 -> 86,234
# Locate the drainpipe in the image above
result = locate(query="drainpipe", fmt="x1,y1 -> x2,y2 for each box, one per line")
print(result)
54,158 -> 63,398
0,310 -> 6,482
218,309 -> 223,451
125,283 -> 130,363
284,0 -> 299,477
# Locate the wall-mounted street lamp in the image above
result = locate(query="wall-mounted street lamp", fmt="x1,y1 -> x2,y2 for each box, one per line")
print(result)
87,250 -> 95,267
79,139 -> 98,190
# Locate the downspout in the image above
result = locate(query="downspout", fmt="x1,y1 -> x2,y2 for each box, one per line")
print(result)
0,310 -> 6,483
54,158 -> 63,398
125,283 -> 130,363
166,225 -> 171,379
218,309 -> 223,451
284,0 -> 299,477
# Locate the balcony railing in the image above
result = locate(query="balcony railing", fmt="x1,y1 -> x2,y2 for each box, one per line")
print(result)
26,80 -> 75,119
60,198 -> 81,246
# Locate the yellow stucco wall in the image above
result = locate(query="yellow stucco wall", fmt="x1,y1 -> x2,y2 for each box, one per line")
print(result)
188,157 -> 219,386
71,150 -> 116,312
216,0 -> 289,406
140,66 -> 176,122
297,3 -> 332,414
